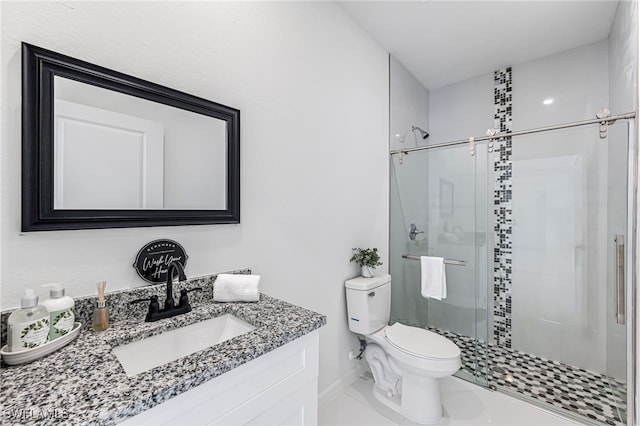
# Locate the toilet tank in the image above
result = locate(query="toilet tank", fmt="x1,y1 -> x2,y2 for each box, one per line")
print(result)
345,274 -> 391,335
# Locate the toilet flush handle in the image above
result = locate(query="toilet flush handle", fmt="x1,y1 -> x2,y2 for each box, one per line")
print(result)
368,292 -> 375,297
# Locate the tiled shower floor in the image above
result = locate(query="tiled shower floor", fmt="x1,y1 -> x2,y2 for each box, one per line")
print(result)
433,328 -> 627,426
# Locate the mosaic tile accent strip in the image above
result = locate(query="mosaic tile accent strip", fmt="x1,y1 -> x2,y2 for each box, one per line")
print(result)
432,327 -> 627,426
493,67 -> 513,348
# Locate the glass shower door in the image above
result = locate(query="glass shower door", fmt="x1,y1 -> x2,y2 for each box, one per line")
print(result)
389,143 -> 489,386
494,122 -> 630,426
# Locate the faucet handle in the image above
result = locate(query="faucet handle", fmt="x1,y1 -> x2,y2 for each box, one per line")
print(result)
178,287 -> 203,309
409,223 -> 425,240
130,295 -> 160,320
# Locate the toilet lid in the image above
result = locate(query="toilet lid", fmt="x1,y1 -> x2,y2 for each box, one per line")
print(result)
384,323 -> 460,360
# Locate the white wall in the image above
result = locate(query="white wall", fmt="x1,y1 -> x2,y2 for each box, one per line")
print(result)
388,56 -> 431,326
514,40 -> 609,130
389,55 -> 429,152
429,75 -> 494,144
611,0 -> 638,115
0,1 -> 389,396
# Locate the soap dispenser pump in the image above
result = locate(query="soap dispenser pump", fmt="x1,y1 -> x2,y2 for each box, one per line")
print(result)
41,283 -> 76,341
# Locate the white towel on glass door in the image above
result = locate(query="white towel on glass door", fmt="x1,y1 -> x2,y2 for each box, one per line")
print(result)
420,256 -> 446,300
213,274 -> 260,302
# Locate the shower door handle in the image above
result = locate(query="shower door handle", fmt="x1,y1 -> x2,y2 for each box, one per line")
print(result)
615,234 -> 625,325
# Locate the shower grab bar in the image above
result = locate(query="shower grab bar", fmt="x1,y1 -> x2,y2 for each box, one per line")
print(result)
402,254 -> 467,266
615,235 -> 626,325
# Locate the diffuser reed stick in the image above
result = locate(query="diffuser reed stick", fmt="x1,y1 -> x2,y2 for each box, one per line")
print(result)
92,281 -> 109,332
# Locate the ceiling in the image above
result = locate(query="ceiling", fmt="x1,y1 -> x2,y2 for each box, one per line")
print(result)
338,1 -> 619,90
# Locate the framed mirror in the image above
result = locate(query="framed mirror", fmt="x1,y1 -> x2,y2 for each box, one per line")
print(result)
21,43 -> 240,231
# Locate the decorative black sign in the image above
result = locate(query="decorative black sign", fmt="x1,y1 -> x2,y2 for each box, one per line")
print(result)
133,239 -> 188,283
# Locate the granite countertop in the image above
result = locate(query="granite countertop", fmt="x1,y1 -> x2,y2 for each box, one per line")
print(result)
0,294 -> 326,425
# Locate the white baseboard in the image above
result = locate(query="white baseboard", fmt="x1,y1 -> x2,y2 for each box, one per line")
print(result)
318,361 -> 369,407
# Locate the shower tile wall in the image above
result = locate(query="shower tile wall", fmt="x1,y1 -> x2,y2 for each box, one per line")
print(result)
428,41 -> 611,365
399,38 -> 627,425
493,67 -> 513,348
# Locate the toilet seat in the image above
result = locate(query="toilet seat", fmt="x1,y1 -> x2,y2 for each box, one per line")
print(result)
384,323 -> 460,361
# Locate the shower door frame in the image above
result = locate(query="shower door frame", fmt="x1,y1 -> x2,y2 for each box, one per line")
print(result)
626,118 -> 637,426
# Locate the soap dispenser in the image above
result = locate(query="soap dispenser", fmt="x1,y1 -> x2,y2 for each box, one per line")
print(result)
7,289 -> 50,352
41,283 -> 76,340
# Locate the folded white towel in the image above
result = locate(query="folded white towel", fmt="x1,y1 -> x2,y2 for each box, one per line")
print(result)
421,256 -> 446,300
213,274 -> 260,302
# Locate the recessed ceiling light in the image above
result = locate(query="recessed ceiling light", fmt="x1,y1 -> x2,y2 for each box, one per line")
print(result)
543,98 -> 554,105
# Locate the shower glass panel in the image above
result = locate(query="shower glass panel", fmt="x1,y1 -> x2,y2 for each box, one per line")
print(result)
389,143 -> 488,386
491,123 -> 629,426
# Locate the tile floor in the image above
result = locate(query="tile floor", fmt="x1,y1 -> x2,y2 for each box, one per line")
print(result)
434,328 -> 627,426
319,372 -> 583,426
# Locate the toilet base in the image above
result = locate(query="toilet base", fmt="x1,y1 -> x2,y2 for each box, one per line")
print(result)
371,375 -> 443,425
372,384 -> 402,413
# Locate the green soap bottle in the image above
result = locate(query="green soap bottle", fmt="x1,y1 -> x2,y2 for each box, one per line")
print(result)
7,289 -> 50,352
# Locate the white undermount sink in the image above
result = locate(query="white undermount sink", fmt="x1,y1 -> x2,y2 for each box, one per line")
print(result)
113,314 -> 255,376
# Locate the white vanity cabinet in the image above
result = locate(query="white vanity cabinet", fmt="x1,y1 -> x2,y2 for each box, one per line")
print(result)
120,331 -> 319,426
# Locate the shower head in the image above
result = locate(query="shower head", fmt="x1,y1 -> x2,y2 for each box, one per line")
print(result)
411,126 -> 429,139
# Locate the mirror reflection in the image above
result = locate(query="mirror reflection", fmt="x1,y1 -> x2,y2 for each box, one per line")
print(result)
22,42 -> 240,231
53,77 -> 227,210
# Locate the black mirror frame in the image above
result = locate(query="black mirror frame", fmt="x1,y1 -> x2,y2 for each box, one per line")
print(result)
21,43 -> 240,231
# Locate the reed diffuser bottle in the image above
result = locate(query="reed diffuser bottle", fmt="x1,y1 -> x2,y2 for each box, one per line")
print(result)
92,281 -> 109,332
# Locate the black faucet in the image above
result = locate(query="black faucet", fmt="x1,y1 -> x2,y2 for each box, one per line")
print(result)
130,261 -> 201,322
164,260 -> 186,311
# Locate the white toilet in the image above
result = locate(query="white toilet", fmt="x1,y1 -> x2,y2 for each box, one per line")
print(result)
345,274 -> 461,424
